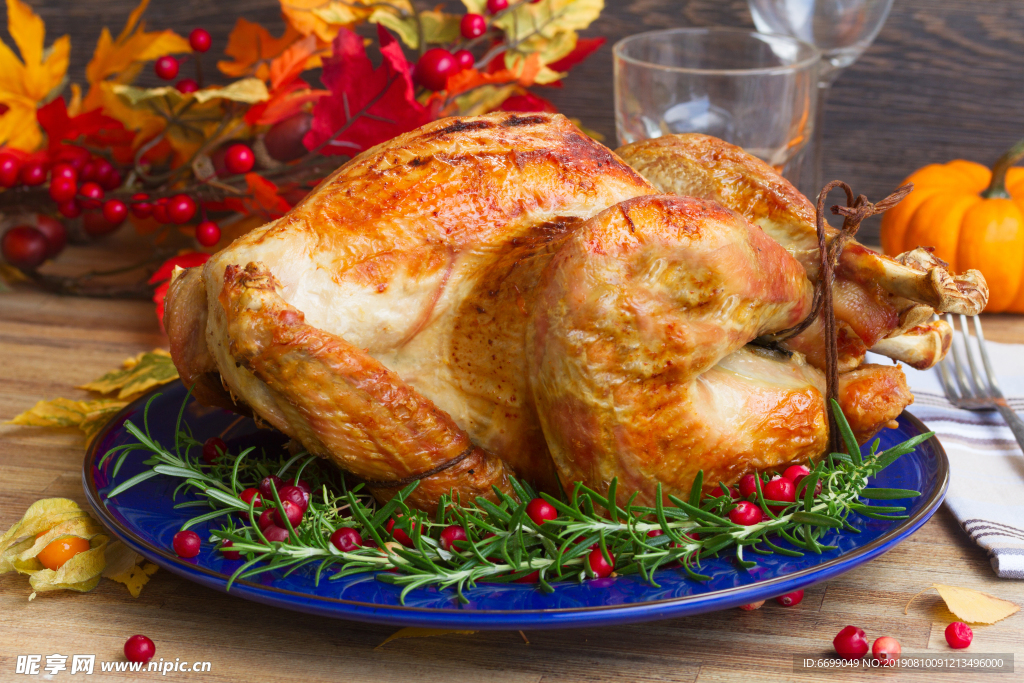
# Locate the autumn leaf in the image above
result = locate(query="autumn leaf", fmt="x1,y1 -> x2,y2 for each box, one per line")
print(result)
0,0 -> 70,150
905,584 -> 1021,624
78,348 -> 179,400
304,25 -> 433,156
546,36 -> 605,73
491,0 -> 603,84
369,9 -> 461,50
82,0 -> 191,112
376,628 -> 478,648
36,96 -> 133,161
286,0 -> 409,42
444,53 -> 544,101
218,18 -> 309,81
8,397 -> 128,433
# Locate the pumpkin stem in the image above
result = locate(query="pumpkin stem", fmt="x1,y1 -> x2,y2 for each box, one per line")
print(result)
982,137 -> 1024,199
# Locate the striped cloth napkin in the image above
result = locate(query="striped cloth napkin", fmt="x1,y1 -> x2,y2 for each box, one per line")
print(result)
868,339 -> 1024,579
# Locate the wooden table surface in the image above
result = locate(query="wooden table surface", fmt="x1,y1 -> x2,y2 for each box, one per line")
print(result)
0,283 -> 1023,681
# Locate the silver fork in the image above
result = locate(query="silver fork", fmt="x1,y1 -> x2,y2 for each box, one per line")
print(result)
937,314 -> 1024,450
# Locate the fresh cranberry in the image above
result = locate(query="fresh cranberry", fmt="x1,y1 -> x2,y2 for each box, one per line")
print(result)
195,220 -> 220,247
263,525 -> 290,543
151,198 -> 170,223
223,144 -> 255,174
294,479 -> 312,497
189,28 -> 212,52
277,485 -> 308,512
258,475 -> 284,498
201,436 -> 226,463
514,570 -> 540,583
20,161 -> 47,186
783,464 -> 810,484
176,78 -> 199,94
258,508 -> 275,530
526,498 -> 558,526
414,48 -> 458,91
460,13 -> 487,39
78,181 -> 104,208
945,622 -> 973,649
330,527 -> 363,552
833,625 -> 869,660
51,163 -> 77,182
123,634 -> 155,663
220,540 -> 241,560
33,215 -> 66,257
775,589 -> 804,607
587,547 -> 615,578
240,487 -> 262,507
172,530 -> 201,558
57,199 -> 81,218
91,158 -> 114,184
271,500 -> 304,528
738,601 -> 764,611
167,194 -> 196,223
486,0 -> 508,13
154,55 -> 179,80
131,193 -> 152,219
718,483 -> 739,500
48,176 -> 77,202
100,168 -> 121,191
385,517 -> 416,547
102,199 -> 128,225
439,525 -> 467,551
872,636 -> 901,661
646,529 -> 663,538
2,226 -> 48,269
0,154 -> 20,187
738,473 -> 759,499
454,49 -> 475,71
80,159 -> 99,182
729,501 -> 763,526
763,476 -> 796,514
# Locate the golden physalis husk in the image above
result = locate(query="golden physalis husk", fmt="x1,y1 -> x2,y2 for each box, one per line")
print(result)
905,583 -> 1021,624
0,498 -> 157,599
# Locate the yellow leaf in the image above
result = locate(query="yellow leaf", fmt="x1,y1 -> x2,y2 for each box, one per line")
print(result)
0,498 -> 90,557
80,403 -> 130,447
906,583 -> 1021,624
7,397 -> 126,430
105,561 -> 158,598
103,542 -> 158,598
288,0 -> 410,42
461,0 -> 487,13
194,78 -> 270,105
493,0 -> 602,75
77,348 -> 179,400
367,9 -> 460,50
376,628 -> 478,648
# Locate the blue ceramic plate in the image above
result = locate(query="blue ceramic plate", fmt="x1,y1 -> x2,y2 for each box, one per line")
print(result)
84,382 -> 948,630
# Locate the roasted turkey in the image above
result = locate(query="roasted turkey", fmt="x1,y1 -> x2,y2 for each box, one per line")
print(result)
164,112 -> 988,511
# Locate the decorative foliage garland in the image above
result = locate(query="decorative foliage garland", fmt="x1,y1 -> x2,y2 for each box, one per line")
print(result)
0,0 -> 605,307
102,396 -> 928,604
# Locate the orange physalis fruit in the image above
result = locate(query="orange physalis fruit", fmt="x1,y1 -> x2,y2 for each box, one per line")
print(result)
36,536 -> 91,571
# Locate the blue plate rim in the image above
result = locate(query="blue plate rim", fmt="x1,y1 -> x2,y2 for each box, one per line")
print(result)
82,385 -> 949,628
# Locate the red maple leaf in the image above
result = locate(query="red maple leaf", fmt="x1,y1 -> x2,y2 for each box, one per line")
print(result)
37,97 -> 135,161
500,92 -> 558,114
547,37 -> 605,73
303,25 -> 433,156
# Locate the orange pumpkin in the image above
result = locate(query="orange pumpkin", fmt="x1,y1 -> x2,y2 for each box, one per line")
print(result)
880,140 -> 1024,312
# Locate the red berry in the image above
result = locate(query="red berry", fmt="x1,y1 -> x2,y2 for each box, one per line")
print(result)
195,220 -> 221,247
385,517 -> 416,547
277,485 -> 308,512
201,436 -> 226,463
20,161 -> 46,186
738,473 -> 758,499
34,215 -> 66,257
763,476 -> 796,514
646,529 -> 663,538
718,483 -> 739,500
729,501 -> 763,526
124,635 -> 155,664
220,540 -> 241,560
151,198 -> 169,223
783,464 -> 810,483
154,55 -> 179,80
48,176 -> 77,202
258,475 -> 284,498
872,636 -> 901,661
514,570 -> 540,583
57,199 -> 81,218
102,199 -> 128,225
223,143 -> 255,174
80,159 -> 99,182
103,169 -> 123,192
167,194 -> 196,224
586,547 -> 615,578
271,500 -> 304,528
189,28 -> 212,52
330,527 -> 363,552
833,625 -> 869,660
414,48 -> 458,91
240,487 -> 262,507
176,78 -> 199,94
738,600 -> 764,611
92,158 -> 114,185
2,226 -> 48,270
294,479 -> 313,498
131,193 -> 153,219
526,498 -> 557,526
264,112 -> 313,162
775,589 -> 804,607
78,181 -> 104,207
454,49 -> 475,71
486,0 -> 508,13
263,525 -> 290,543
460,13 -> 487,39
439,525 -> 467,551
258,508 -> 275,530
0,154 -> 21,187
945,622 -> 973,649
172,530 -> 201,558
51,163 -> 77,182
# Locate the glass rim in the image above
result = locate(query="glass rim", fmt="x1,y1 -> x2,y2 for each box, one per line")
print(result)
612,27 -> 821,76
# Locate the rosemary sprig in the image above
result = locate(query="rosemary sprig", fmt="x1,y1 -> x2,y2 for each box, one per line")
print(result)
102,397 -> 930,604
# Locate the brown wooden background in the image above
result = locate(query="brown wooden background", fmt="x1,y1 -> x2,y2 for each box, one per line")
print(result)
4,0 -> 1024,242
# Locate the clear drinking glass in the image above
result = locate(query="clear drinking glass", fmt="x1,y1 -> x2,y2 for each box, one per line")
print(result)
748,0 -> 895,192
613,28 -> 821,191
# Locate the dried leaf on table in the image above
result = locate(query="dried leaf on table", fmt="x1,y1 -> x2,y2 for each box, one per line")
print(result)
905,583 -> 1021,624
8,397 -> 127,431
376,627 -> 479,648
77,348 -> 179,400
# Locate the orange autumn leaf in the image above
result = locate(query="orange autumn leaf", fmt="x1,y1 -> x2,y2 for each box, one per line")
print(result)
0,0 -> 70,150
444,53 -> 543,99
269,34 -> 322,90
245,173 -> 291,218
218,18 -> 309,81
82,0 -> 191,112
280,0 -> 389,43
